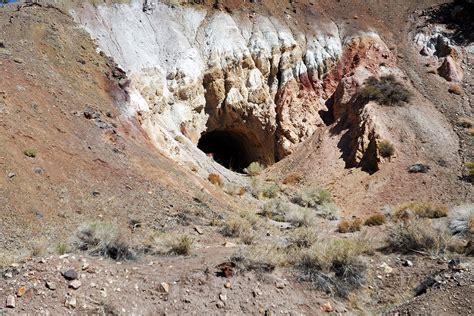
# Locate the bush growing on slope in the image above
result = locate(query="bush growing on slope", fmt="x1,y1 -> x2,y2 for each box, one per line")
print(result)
292,187 -> 332,208
386,219 -> 447,254
297,238 -> 373,297
378,140 -> 395,158
393,201 -> 448,220
71,222 -> 135,261
244,162 -> 266,176
359,75 -> 412,106
364,213 -> 387,226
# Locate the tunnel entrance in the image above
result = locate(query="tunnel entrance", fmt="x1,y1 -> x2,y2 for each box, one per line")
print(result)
197,130 -> 254,173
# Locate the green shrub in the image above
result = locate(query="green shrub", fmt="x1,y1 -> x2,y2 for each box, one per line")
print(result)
293,187 -> 332,208
23,148 -> 37,158
244,162 -> 266,176
261,183 -> 280,199
378,140 -> 395,158
359,75 -> 412,106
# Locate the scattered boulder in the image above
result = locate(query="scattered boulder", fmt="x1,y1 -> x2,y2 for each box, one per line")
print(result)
69,280 -> 82,290
216,262 -> 235,278
159,282 -> 170,294
6,295 -> 15,308
403,260 -> 413,267
320,302 -> 334,313
7,172 -> 16,179
64,294 -> 77,309
45,281 -> 57,290
219,292 -> 227,302
408,163 -> 430,173
62,269 -> 78,281
380,262 -> 393,274
83,106 -> 100,120
437,56 -> 463,82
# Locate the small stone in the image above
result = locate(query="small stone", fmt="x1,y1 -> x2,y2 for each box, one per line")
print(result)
17,287 -> 27,297
65,295 -> 77,309
380,262 -> 393,274
223,241 -> 236,248
4,271 -> 13,278
7,172 -> 16,179
224,281 -> 232,289
46,281 -> 57,290
252,288 -> 262,297
216,301 -> 225,309
6,295 -> 15,308
13,57 -> 24,64
194,226 -> 204,235
275,281 -> 286,289
33,167 -> 45,175
219,293 -> 227,302
69,280 -> 82,290
403,260 -> 413,267
159,282 -> 170,293
59,254 -> 69,259
62,269 -> 78,280
320,302 -> 333,313
82,262 -> 90,270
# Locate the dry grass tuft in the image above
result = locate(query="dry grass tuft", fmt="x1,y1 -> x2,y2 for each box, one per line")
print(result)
378,140 -> 395,158
169,235 -> 193,255
364,213 -> 387,226
0,252 -> 15,269
71,222 -> 135,261
386,219 -> 447,254
208,173 -> 223,187
293,187 -> 332,208
297,238 -> 373,297
222,213 -> 257,245
338,218 -> 363,233
232,243 -> 289,272
393,201 -> 448,220
244,162 -> 266,176
282,174 -> 302,185
448,84 -> 463,95
466,162 -> 474,180
23,148 -> 37,158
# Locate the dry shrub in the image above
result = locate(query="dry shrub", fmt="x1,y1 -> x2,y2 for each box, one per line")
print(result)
222,213 -> 257,245
71,222 -> 135,261
208,173 -> 223,187
244,162 -> 266,176
0,253 -> 15,269
293,187 -> 332,208
224,183 -> 245,196
449,204 -> 474,235
364,213 -> 387,226
448,84 -> 463,95
288,227 -> 318,249
466,162 -> 474,180
457,117 -> 473,128
386,219 -> 447,254
338,218 -> 363,233
378,140 -> 395,158
393,201 -> 448,220
232,243 -> 288,272
169,235 -> 193,255
298,238 -> 372,297
282,174 -> 302,185
285,205 -> 317,227
261,183 -> 280,199
359,75 -> 412,106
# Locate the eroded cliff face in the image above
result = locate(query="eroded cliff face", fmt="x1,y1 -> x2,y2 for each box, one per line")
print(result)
70,0 -> 375,171
69,0 -> 459,178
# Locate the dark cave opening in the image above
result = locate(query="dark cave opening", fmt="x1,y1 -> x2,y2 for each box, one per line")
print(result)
197,130 -> 254,173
